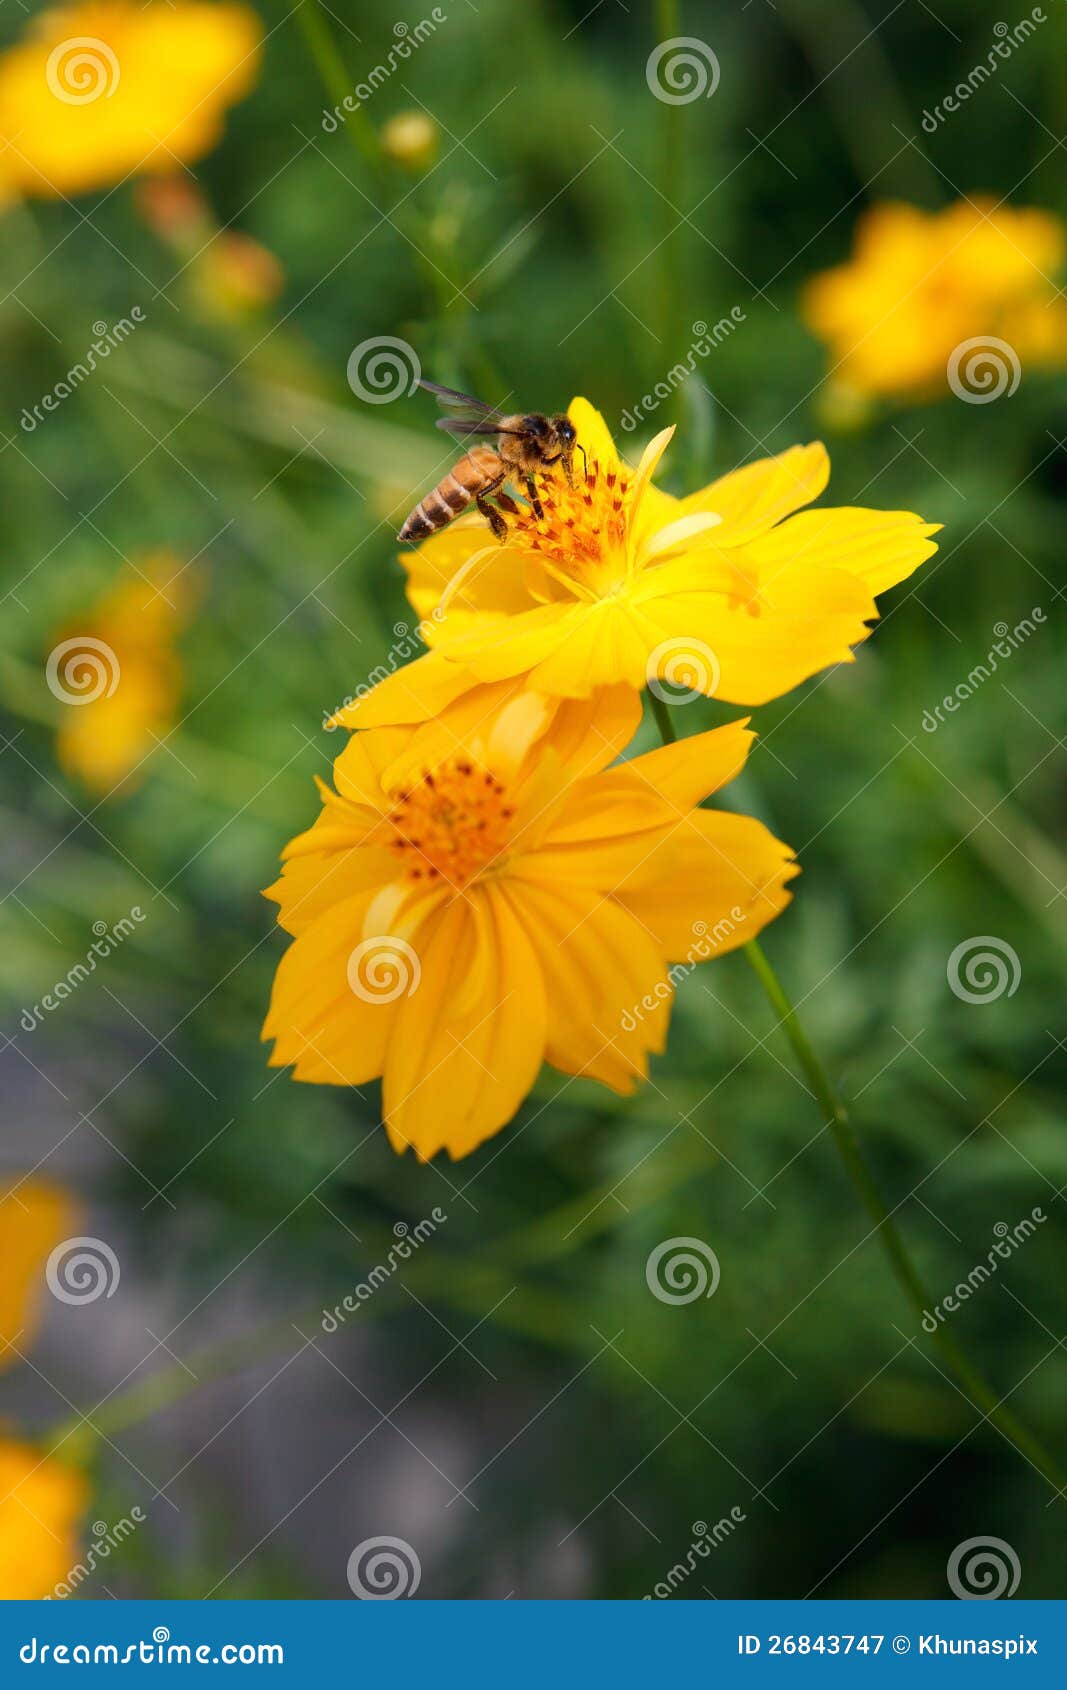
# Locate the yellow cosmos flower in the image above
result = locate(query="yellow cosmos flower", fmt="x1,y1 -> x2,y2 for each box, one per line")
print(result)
803,198 -> 1067,402
0,1436 -> 86,1599
1,1179 -> 76,1371
50,554 -> 190,794
0,1 -> 261,201
337,399 -> 939,723
263,687 -> 797,1160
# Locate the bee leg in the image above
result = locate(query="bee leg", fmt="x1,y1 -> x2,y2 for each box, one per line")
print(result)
495,490 -> 521,517
476,493 -> 509,543
523,475 -> 545,520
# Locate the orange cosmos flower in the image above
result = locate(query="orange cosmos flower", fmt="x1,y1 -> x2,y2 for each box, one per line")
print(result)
49,554 -> 191,794
0,1 -> 261,200
1,1178 -> 77,1371
337,399 -> 939,727
263,687 -> 797,1160
803,199 -> 1067,403
0,1436 -> 87,1598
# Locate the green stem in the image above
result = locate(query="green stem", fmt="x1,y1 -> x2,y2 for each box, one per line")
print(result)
654,0 -> 683,357
645,692 -> 1066,1492
647,689 -> 678,744
295,0 -> 381,167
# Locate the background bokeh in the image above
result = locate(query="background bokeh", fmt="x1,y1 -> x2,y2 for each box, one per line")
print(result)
2,0 -> 1065,1599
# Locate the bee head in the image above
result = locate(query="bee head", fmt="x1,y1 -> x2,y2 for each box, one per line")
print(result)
551,413 -> 580,486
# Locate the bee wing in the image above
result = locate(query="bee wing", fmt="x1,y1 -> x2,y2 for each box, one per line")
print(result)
418,379 -> 513,437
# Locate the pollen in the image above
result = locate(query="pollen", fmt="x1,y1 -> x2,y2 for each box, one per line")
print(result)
387,759 -> 515,886
512,460 -> 632,591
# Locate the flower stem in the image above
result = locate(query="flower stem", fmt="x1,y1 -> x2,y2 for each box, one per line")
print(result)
647,690 -> 678,744
654,0 -> 683,358
644,692 -> 1066,1491
741,939 -> 1065,1490
295,0 -> 380,166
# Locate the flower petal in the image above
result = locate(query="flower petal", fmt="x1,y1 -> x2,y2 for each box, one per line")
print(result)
382,890 -> 547,1160
675,443 -> 830,545
743,505 -> 941,597
500,879 -> 670,1094
567,397 -> 620,472
262,889 -> 399,1082
617,810 -> 798,958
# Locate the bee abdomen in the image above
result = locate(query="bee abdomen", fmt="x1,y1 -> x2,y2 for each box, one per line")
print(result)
399,447 -> 501,542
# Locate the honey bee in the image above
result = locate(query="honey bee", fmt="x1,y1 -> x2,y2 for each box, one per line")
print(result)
398,380 -> 582,545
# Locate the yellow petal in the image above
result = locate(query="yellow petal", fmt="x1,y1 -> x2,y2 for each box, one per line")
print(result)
330,651 -> 477,732
744,506 -> 941,597
676,443 -> 830,545
618,811 -> 798,958
262,889 -> 402,1084
567,397 -> 620,473
500,879 -> 670,1094
0,1437 -> 87,1599
0,1180 -> 77,1370
382,890 -> 547,1160
631,555 -> 878,706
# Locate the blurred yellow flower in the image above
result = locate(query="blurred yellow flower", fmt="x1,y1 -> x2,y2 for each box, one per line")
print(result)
263,689 -> 796,1160
340,398 -> 939,725
380,110 -> 440,171
803,199 -> 1067,402
0,1 -> 262,200
0,1179 -> 76,1371
49,554 -> 190,794
0,1436 -> 86,1599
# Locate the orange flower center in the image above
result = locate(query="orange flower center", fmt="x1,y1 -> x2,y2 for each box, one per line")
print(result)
512,459 -> 632,592
387,759 -> 514,886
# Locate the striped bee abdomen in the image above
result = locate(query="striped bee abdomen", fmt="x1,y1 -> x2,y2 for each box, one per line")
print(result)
399,445 -> 503,542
